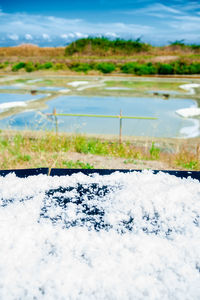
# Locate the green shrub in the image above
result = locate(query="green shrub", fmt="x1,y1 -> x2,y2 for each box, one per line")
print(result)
150,142 -> 160,160
189,63 -> 200,74
173,61 -> 190,74
37,62 -> 53,70
135,63 -> 157,75
53,63 -> 66,70
121,62 -> 156,75
190,44 -> 200,51
25,62 -> 35,72
121,62 -> 137,74
69,63 -> 93,73
157,63 -> 174,75
12,62 -> 26,71
96,62 -> 116,73
169,40 -> 185,47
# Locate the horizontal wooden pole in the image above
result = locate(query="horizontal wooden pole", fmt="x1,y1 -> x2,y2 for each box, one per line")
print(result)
46,113 -> 157,120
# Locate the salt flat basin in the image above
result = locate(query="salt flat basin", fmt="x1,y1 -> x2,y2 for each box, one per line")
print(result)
148,90 -> 182,95
0,171 -> 200,299
0,85 -> 22,90
0,93 -> 46,112
0,95 -> 198,138
36,86 -> 70,91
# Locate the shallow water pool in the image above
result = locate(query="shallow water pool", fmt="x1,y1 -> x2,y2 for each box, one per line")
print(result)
0,94 -> 198,138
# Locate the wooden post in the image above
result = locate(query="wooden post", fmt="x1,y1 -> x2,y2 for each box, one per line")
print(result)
53,108 -> 58,134
119,109 -> 122,144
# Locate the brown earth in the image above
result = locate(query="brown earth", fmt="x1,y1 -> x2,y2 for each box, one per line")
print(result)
60,151 -> 171,170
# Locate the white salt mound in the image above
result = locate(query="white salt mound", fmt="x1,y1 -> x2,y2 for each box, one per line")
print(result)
68,81 -> 89,87
176,107 -> 200,118
0,171 -> 200,300
0,101 -> 27,111
104,87 -> 132,90
179,83 -> 200,95
180,119 -> 200,138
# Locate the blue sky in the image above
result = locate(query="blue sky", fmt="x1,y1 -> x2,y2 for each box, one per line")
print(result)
0,0 -> 200,46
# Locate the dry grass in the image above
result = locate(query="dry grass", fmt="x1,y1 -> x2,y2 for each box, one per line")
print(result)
0,44 -> 65,60
0,130 -> 199,170
0,44 -> 200,64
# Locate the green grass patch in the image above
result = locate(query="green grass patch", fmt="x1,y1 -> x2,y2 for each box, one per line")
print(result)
105,80 -> 183,91
149,142 -> 160,160
62,160 -> 94,169
0,132 -> 199,170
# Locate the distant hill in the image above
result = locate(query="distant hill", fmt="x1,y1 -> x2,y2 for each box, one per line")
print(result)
65,37 -> 150,56
65,37 -> 200,57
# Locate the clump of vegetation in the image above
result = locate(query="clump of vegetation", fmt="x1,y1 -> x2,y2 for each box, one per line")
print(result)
69,62 -> 93,73
12,62 -> 26,71
168,40 -> 200,52
65,37 -> 150,56
0,132 -> 199,170
25,62 -> 35,72
7,59 -> 200,75
121,62 -> 157,75
174,149 -> 199,170
53,63 -> 67,70
96,62 -> 116,73
120,61 -> 200,75
157,63 -> 174,75
37,62 -> 53,70
149,142 -> 160,160
62,160 -> 94,169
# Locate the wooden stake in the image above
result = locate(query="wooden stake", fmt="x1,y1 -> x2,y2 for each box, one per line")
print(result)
119,109 -> 122,144
53,108 -> 58,134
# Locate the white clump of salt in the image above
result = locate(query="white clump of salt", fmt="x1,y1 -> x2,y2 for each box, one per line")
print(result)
180,119 -> 200,138
59,88 -> 70,93
0,171 -> 200,299
179,83 -> 200,95
104,87 -> 132,90
0,101 -> 27,111
176,107 -> 200,118
67,81 -> 89,87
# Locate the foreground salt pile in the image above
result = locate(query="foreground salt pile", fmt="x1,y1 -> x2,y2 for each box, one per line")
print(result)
0,171 -> 200,299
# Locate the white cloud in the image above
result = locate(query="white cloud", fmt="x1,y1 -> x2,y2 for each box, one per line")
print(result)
105,32 -> 118,38
174,15 -> 200,22
61,33 -> 88,39
25,33 -> 33,40
0,7 -> 200,46
7,34 -> 19,41
151,3 -> 181,14
124,3 -> 182,16
60,34 -> 68,39
42,33 -> 50,40
74,32 -> 88,38
0,10 -> 152,39
169,15 -> 200,31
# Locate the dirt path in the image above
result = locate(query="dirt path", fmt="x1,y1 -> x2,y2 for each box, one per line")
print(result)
61,151 -> 173,170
